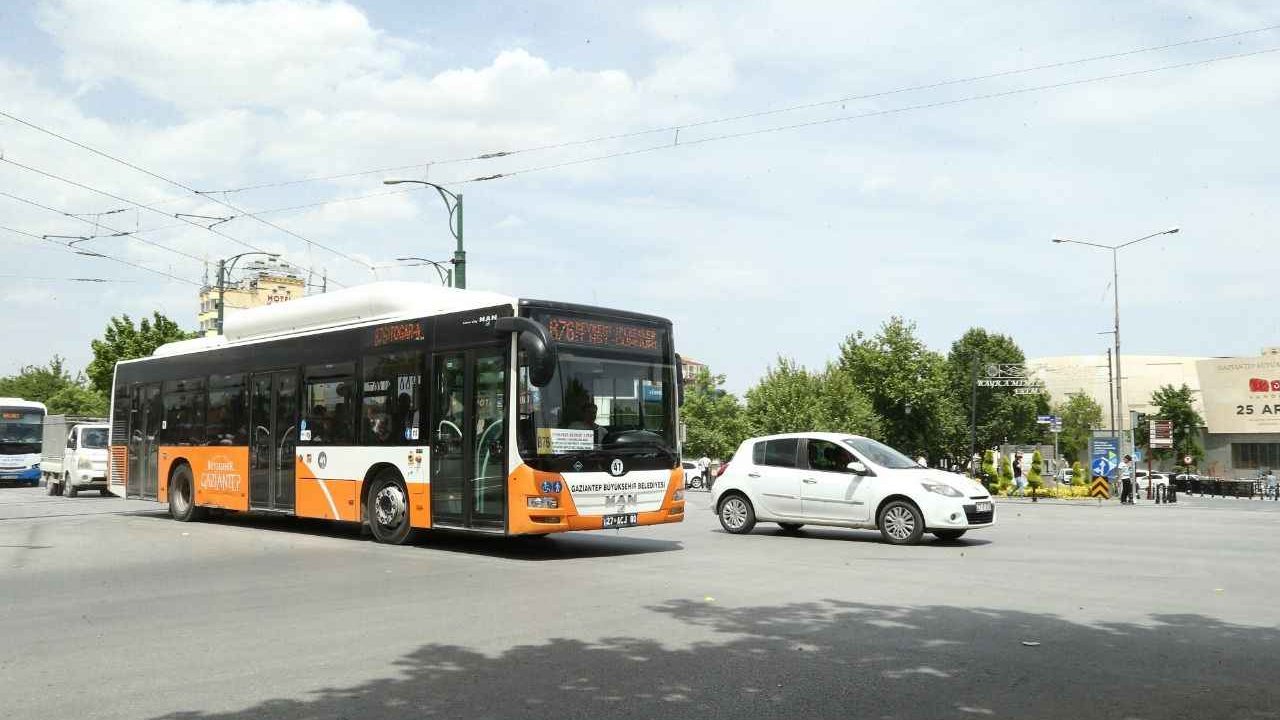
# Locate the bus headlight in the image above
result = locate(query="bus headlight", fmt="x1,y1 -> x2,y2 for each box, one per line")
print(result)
527,496 -> 559,509
673,489 -> 685,501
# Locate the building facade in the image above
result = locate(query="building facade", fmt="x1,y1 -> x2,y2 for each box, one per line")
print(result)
1028,350 -> 1280,478
197,258 -> 306,336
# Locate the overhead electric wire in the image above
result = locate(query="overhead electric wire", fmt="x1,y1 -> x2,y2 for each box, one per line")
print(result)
190,22 -> 1280,194
0,223 -> 201,286
0,190 -> 203,262
0,156 -> 347,289
0,110 -> 375,277
434,44 -> 1280,186
0,274 -> 138,283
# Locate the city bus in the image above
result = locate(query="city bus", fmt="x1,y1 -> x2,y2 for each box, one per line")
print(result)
0,398 -> 47,486
109,282 -> 685,543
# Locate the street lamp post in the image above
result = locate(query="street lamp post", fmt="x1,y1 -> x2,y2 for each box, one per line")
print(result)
394,256 -> 453,287
217,252 -> 280,334
1052,227 -> 1179,453
383,179 -> 464,289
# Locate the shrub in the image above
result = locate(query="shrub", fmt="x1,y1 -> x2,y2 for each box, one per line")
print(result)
997,456 -> 1013,495
1071,461 -> 1086,487
1028,450 -> 1044,496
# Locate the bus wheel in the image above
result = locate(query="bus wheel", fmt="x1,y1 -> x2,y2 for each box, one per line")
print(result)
367,471 -> 413,545
168,464 -> 204,522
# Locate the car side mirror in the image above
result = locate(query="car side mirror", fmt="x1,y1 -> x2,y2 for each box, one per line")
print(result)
847,460 -> 868,475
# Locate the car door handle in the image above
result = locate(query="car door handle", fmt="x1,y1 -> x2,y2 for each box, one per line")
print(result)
802,478 -> 817,484
748,472 -> 761,478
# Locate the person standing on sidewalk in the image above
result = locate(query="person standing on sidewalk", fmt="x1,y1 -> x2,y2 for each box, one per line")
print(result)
1119,455 -> 1134,504
698,456 -> 711,489
1013,454 -> 1026,496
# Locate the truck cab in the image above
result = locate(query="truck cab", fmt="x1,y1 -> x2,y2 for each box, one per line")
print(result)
43,421 -> 111,497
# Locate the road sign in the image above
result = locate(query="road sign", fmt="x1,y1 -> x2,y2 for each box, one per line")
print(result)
1037,415 -> 1060,425
1133,449 -> 1143,463
1151,420 -> 1174,449
1091,436 -> 1120,481
1090,478 -> 1110,499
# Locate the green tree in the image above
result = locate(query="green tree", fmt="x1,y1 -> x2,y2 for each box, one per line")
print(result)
1071,460 -> 1086,487
0,357 -> 108,416
87,312 -> 195,396
1028,449 -> 1044,498
981,449 -> 996,487
839,317 -> 962,462
744,358 -> 879,438
947,328 -> 1049,455
680,367 -> 747,460
1056,392 -> 1103,465
997,456 -> 1013,495
1146,384 -> 1205,463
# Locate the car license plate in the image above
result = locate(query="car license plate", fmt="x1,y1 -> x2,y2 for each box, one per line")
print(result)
603,513 -> 638,529
976,501 -> 992,513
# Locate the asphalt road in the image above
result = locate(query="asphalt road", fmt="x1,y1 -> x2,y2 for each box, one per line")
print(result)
2,486 -> 1279,720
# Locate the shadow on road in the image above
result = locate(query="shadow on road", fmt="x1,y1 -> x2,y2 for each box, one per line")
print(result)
147,599 -> 1278,720
147,511 -> 683,561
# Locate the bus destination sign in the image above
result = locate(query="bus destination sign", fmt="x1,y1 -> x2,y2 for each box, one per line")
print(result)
372,321 -> 425,348
547,317 -> 659,351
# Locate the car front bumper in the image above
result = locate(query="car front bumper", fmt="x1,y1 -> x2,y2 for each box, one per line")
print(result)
921,495 -> 996,529
0,468 -> 41,483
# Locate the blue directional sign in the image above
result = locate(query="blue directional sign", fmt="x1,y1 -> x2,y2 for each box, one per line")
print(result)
1091,437 -> 1121,480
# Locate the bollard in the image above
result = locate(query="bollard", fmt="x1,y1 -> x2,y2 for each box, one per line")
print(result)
1155,485 -> 1162,504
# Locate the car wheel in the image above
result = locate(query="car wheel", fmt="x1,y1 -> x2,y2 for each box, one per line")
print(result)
777,522 -> 804,533
168,464 -> 204,522
878,500 -> 924,545
717,494 -> 756,534
367,470 -> 413,545
932,530 -> 966,542
64,475 -> 78,498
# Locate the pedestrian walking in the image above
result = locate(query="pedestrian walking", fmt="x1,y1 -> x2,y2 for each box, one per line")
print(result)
1119,455 -> 1134,504
698,456 -> 711,489
1013,454 -> 1026,496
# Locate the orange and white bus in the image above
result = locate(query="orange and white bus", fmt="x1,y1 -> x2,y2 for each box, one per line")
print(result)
109,282 -> 685,543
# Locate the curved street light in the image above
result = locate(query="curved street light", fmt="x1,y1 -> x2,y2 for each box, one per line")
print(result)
1051,227 -> 1180,452
383,179 -> 465,289
394,256 -> 453,286
217,251 -> 280,334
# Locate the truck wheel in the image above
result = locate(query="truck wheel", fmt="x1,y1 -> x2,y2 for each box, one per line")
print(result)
64,474 -> 78,498
100,489 -> 112,497
47,477 -> 59,496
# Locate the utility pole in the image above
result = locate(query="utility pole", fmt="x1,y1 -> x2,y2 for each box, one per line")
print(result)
1112,246 -> 1123,454
216,258 -> 226,336
1106,348 -> 1116,438
453,192 -> 465,289
969,353 -> 979,477
383,180 -> 465,289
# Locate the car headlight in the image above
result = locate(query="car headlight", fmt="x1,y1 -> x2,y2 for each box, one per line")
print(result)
921,482 -> 964,497
79,457 -> 94,470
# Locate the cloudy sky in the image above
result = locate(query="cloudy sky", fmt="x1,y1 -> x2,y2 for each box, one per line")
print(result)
1,0 -> 1278,392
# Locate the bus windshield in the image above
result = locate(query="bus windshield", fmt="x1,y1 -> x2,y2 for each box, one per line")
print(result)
0,410 -> 44,453
517,316 -> 676,461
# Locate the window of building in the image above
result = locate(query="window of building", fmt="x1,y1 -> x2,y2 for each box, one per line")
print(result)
302,362 -> 355,445
206,373 -> 247,445
361,352 -> 422,444
1232,443 -> 1280,471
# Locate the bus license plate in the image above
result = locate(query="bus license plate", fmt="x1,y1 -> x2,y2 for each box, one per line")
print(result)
603,513 -> 638,529
976,501 -> 992,513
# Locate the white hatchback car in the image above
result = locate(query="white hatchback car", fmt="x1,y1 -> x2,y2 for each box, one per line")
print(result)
711,432 -> 994,544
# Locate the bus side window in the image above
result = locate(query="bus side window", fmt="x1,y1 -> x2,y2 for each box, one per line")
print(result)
206,374 -> 247,446
303,363 -> 356,445
361,351 -> 422,445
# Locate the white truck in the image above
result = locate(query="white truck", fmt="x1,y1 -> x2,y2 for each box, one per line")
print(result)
41,416 -> 111,497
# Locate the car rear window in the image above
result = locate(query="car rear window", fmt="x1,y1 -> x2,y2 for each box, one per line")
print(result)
756,438 -> 799,468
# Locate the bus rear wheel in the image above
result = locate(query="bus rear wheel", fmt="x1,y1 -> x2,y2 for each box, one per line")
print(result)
168,464 -> 204,522
367,471 -> 413,545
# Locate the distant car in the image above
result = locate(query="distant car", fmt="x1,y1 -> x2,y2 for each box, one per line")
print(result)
710,432 -> 994,545
1055,468 -> 1074,484
681,461 -> 703,490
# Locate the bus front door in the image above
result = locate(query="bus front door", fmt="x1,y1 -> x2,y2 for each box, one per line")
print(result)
127,382 -> 161,500
430,349 -> 507,530
249,370 -> 298,512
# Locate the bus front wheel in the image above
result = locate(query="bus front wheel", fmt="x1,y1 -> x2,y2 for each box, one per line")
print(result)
367,471 -> 413,545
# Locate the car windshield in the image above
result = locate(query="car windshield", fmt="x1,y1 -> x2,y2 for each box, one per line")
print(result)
842,436 -> 921,469
80,428 -> 108,449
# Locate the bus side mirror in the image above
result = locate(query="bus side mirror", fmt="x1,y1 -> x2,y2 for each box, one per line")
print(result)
493,316 -> 557,387
675,353 -> 686,407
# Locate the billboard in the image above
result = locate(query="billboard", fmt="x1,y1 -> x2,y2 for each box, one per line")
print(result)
1090,436 -> 1120,482
1196,356 -> 1280,434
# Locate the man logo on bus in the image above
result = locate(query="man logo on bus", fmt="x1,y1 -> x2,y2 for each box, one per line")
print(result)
609,458 -> 625,477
